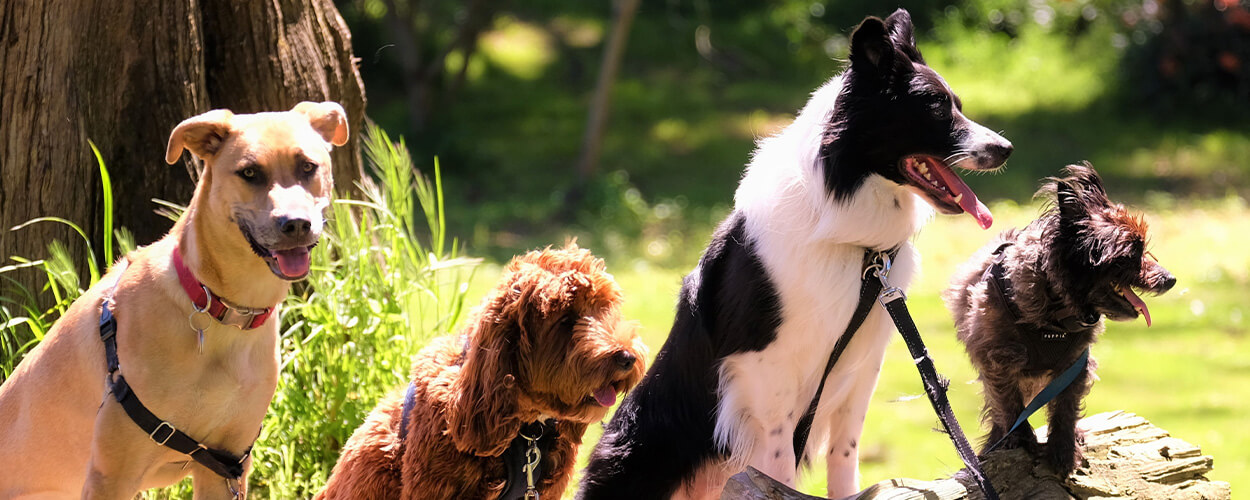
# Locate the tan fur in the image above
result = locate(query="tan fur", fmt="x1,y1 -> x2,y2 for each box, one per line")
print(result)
0,102 -> 348,498
318,244 -> 647,500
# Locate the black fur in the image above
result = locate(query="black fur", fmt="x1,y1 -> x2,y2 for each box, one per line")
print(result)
579,212 -> 782,498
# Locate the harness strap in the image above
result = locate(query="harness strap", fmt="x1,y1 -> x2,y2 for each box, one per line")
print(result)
397,380 -> 418,443
879,286 -> 1000,500
986,348 -> 1089,453
791,248 -> 894,463
99,301 -> 254,481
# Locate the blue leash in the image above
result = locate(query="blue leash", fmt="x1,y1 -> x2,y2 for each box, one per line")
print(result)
985,347 -> 1089,453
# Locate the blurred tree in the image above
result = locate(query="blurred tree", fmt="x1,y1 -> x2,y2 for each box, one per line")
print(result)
571,0 -> 643,205
0,0 -> 365,306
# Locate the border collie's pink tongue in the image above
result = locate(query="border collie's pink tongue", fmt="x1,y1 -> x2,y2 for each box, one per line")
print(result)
1121,288 -> 1152,327
273,247 -> 311,277
933,163 -> 993,229
593,385 -> 618,407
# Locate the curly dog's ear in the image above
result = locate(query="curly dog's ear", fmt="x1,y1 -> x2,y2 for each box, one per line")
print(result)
447,288 -> 526,456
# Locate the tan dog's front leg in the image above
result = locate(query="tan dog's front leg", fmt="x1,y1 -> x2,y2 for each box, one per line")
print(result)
81,402 -> 168,499
191,455 -> 250,500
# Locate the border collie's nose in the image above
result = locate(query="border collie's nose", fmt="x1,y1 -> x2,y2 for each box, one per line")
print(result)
613,351 -> 637,370
988,142 -> 1013,161
278,216 -> 311,238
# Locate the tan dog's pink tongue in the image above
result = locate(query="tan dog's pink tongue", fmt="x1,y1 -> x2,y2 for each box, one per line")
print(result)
1122,288 -> 1152,327
274,247 -> 311,277
933,163 -> 993,229
593,385 -> 618,407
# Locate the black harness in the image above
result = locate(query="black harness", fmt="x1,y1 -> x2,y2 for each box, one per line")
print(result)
791,248 -> 1000,500
983,243 -> 1098,367
395,339 -> 558,500
99,301 -> 255,484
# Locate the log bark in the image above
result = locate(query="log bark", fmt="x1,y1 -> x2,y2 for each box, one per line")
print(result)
0,0 -> 364,306
722,411 -> 1231,500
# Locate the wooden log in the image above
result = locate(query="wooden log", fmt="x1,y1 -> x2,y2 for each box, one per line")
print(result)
722,411 -> 1230,500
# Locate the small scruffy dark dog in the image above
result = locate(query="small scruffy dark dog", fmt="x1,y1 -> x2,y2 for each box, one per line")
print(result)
944,163 -> 1176,475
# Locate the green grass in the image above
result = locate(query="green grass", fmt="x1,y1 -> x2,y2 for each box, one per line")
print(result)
454,199 -> 1250,498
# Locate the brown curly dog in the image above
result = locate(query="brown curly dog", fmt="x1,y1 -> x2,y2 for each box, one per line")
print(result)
317,244 -> 647,500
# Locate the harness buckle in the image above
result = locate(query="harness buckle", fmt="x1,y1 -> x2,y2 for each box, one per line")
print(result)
149,421 -> 177,446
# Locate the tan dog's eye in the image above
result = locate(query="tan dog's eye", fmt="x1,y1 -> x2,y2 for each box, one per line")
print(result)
300,160 -> 318,176
236,166 -> 263,184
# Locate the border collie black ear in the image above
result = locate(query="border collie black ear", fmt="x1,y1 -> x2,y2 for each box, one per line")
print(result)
884,9 -> 924,63
849,17 -> 892,74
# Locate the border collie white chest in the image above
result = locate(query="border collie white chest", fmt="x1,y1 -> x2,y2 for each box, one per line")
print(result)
579,9 -> 1011,500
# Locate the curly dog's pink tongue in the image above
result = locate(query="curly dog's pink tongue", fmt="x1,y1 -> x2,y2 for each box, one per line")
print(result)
593,385 -> 618,407
273,247 -> 311,277
1121,288 -> 1152,327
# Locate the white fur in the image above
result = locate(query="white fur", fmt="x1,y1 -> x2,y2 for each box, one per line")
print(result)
709,75 -> 932,497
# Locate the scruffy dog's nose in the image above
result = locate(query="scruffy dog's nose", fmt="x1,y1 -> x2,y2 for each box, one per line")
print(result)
278,216 -> 311,238
1160,273 -> 1177,292
613,351 -> 637,370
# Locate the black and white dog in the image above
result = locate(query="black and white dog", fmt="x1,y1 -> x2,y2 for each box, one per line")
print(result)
578,10 -> 1012,500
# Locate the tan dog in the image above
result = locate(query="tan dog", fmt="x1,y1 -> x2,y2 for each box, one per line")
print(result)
0,102 -> 347,498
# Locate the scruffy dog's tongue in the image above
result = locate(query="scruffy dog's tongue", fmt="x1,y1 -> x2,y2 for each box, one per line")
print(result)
593,385 -> 618,407
274,247 -> 311,277
1122,288 -> 1152,327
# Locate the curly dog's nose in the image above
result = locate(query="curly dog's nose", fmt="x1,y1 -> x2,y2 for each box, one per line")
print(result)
612,351 -> 637,370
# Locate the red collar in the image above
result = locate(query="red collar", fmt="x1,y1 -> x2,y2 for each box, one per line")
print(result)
172,246 -> 275,330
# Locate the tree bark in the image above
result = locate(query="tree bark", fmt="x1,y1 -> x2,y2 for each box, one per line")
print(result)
0,0 -> 365,307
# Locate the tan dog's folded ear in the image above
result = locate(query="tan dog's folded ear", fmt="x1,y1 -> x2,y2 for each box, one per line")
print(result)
165,109 -> 235,164
292,101 -> 349,147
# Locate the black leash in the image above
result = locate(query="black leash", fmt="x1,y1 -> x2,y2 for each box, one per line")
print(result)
791,248 -> 893,463
875,254 -> 1000,500
99,300 -> 254,489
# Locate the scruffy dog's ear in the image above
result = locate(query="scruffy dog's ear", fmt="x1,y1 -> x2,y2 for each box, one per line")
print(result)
447,288 -> 525,457
165,109 -> 234,164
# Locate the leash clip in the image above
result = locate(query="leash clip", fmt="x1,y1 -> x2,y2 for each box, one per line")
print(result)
521,426 -> 543,500
872,251 -> 906,304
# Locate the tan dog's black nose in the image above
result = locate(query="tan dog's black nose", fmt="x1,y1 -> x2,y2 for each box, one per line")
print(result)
278,216 -> 312,239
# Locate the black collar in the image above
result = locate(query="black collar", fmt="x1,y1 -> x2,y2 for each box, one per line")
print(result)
983,243 -> 1099,340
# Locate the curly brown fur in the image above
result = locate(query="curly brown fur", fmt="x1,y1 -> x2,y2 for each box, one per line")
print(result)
943,163 -> 1176,475
317,244 -> 647,500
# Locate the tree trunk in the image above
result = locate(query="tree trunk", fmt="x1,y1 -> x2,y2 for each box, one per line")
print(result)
722,411 -> 1231,500
0,0 -> 365,307
573,0 -> 642,186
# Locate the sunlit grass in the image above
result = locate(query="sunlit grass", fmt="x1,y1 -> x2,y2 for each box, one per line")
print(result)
475,199 -> 1250,498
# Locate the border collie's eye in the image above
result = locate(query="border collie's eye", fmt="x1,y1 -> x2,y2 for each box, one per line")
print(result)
300,160 -> 318,176
931,95 -> 952,120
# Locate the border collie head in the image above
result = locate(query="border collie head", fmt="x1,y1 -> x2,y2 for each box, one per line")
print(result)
822,9 -> 1012,229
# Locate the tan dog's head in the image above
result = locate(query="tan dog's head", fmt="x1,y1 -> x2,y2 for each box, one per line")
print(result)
448,244 -> 647,455
165,102 -> 348,280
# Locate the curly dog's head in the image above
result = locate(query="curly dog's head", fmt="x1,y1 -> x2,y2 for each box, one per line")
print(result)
448,243 -> 646,455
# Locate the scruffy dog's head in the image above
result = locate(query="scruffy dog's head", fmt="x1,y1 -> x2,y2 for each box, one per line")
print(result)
448,244 -> 647,455
946,163 -> 1175,475
1035,163 -> 1176,325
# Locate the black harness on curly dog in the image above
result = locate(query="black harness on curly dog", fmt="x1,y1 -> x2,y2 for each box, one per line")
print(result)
396,337 -> 558,500
981,242 -> 1093,453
